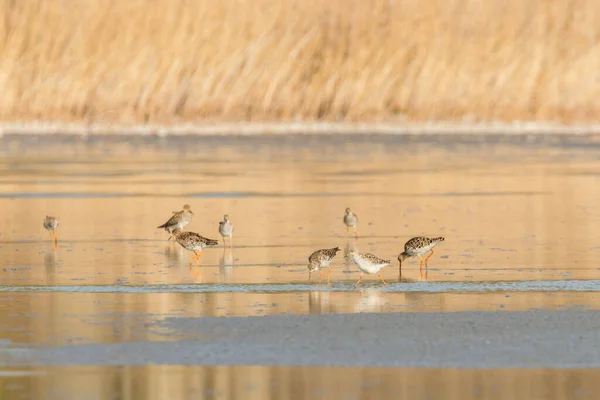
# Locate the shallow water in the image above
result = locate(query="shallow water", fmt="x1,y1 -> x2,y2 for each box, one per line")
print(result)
2,134 -> 600,397
3,366 -> 600,400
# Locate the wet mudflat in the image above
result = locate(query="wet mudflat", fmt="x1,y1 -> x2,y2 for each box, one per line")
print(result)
2,134 -> 600,398
4,310 -> 600,368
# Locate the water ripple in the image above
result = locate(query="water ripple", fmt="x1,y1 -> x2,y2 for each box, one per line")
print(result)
1,279 -> 599,293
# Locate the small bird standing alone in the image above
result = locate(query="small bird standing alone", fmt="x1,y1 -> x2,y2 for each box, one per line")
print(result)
43,216 -> 59,250
398,236 -> 445,275
172,228 -> 219,265
218,214 -> 234,248
157,205 -> 194,241
343,207 -> 358,238
307,247 -> 341,284
347,249 -> 390,287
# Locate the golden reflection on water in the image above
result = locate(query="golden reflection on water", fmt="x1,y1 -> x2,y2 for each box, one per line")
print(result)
1,366 -> 599,400
1,137 -> 600,397
0,139 -> 600,336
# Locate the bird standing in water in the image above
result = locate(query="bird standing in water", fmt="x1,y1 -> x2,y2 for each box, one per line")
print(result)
343,207 -> 359,238
218,214 -> 234,248
347,249 -> 389,287
398,236 -> 445,275
307,247 -> 341,284
43,216 -> 59,250
172,228 -> 219,265
157,204 -> 194,241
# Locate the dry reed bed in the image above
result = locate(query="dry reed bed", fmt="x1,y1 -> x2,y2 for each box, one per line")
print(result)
0,0 -> 599,125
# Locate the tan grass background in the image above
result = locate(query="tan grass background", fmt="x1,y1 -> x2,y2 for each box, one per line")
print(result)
0,0 -> 599,125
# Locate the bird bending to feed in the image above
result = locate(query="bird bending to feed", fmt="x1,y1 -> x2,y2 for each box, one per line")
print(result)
172,228 -> 219,265
157,204 -> 194,241
218,214 -> 234,248
347,249 -> 390,287
307,246 -> 341,284
343,207 -> 358,238
43,216 -> 59,249
398,236 -> 445,274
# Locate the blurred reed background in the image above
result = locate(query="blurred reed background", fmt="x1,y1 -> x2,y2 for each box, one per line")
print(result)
0,0 -> 598,125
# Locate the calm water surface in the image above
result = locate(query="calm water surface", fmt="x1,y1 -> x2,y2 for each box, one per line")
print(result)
1,134 -> 600,398
2,366 -> 600,400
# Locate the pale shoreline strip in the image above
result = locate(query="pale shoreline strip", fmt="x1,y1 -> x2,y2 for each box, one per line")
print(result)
1,121 -> 600,137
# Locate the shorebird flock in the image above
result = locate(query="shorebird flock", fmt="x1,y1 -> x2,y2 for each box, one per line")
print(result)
43,205 -> 445,287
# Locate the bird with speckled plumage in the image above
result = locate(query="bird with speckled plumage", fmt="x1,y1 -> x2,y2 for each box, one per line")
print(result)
172,228 -> 218,265
398,236 -> 445,274
307,246 -> 341,284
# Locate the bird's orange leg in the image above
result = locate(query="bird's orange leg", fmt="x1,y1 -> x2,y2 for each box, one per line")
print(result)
195,251 -> 203,266
229,236 -> 233,249
189,253 -> 197,264
308,271 -> 312,282
319,270 -> 323,284
425,249 -> 434,264
327,267 -> 332,285
354,273 -> 364,288
377,273 -> 387,285
52,231 -> 59,249
418,255 -> 424,271
353,228 -> 358,239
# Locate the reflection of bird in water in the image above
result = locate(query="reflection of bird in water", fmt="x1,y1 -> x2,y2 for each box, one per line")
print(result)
307,247 -> 340,284
44,250 -> 58,284
308,291 -> 331,315
188,266 -> 204,282
344,240 -> 356,269
347,249 -> 390,287
157,205 -> 194,241
172,228 -> 219,265
354,288 -> 387,313
218,214 -> 234,248
404,290 -> 440,310
163,243 -> 183,265
398,236 -> 445,276
219,247 -> 234,281
343,207 -> 359,238
43,216 -> 59,250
